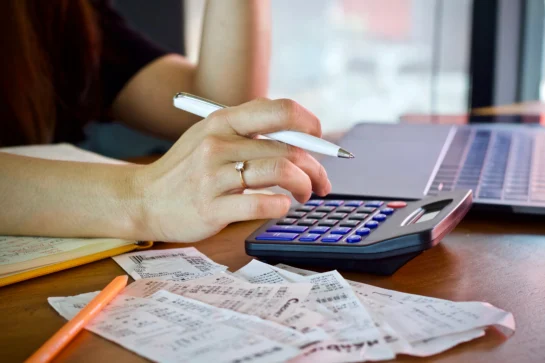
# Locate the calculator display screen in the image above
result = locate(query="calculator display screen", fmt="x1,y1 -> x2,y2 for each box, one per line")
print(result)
416,210 -> 440,223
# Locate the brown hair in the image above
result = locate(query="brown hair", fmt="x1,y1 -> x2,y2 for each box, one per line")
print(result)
0,0 -> 101,146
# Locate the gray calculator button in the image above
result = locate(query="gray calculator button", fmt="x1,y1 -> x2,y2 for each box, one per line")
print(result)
349,214 -> 368,220
298,219 -> 318,226
277,218 -> 297,225
336,206 -> 356,213
316,206 -> 335,212
328,213 -> 348,220
340,220 -> 360,227
318,219 -> 338,226
287,211 -> 306,219
306,212 -> 327,219
357,207 -> 376,214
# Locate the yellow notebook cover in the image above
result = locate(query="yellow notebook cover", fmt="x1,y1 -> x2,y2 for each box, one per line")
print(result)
0,240 -> 153,288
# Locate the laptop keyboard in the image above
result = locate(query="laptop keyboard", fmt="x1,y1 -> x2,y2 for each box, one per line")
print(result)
428,128 -> 545,203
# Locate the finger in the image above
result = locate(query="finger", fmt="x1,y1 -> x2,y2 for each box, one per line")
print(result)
205,98 -> 322,138
202,137 -> 331,196
212,194 -> 292,226
216,158 -> 314,203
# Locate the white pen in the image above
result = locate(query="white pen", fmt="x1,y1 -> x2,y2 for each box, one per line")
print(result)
173,93 -> 354,159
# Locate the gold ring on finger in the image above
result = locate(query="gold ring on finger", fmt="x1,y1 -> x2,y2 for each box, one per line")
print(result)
235,161 -> 248,189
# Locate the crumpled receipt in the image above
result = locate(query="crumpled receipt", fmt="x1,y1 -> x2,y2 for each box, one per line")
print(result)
51,290 -> 300,363
235,260 -> 515,359
112,247 -> 228,281
48,253 -> 515,363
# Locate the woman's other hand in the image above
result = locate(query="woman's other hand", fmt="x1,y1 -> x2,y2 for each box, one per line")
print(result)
132,98 -> 332,242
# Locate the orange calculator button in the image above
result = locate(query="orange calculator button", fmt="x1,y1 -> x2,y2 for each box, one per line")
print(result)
387,201 -> 407,209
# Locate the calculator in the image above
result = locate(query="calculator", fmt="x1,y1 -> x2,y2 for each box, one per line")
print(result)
245,190 -> 472,275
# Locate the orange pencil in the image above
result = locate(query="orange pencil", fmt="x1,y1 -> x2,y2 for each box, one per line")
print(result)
26,275 -> 129,363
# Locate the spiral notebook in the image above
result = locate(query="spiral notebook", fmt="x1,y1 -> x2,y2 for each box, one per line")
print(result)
0,144 -> 154,287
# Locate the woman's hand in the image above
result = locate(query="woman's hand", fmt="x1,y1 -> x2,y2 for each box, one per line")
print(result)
132,98 -> 332,242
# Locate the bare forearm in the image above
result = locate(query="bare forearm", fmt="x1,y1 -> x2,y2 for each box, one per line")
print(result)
0,153 -> 142,239
194,0 -> 271,105
110,0 -> 271,140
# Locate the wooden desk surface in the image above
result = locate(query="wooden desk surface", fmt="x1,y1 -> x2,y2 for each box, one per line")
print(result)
2,109 -> 545,362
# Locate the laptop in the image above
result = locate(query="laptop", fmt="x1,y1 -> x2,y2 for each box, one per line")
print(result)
320,121 -> 545,215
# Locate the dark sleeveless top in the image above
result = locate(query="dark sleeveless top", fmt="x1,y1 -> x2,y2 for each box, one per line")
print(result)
53,0 -> 167,144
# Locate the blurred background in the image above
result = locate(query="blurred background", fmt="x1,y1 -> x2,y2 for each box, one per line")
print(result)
85,0 -> 545,157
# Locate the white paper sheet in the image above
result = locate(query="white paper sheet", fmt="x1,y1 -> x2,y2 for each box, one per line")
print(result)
47,260 -> 516,362
122,274 -> 313,324
49,291 -> 299,363
47,291 -> 100,320
347,279 -> 447,309
274,264 -> 317,277
377,301 -> 515,343
236,261 -> 395,361
260,263 -> 515,357
235,260 -> 292,284
0,237 -> 131,275
149,290 -> 319,348
0,237 -> 91,266
112,247 -> 228,281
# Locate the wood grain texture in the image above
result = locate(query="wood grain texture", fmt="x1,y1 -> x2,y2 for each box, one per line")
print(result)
2,216 -> 544,363
2,111 -> 545,362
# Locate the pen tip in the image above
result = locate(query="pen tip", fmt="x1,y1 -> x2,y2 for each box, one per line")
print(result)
338,148 -> 355,159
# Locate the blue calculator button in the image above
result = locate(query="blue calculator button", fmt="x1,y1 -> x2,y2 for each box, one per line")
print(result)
380,207 -> 395,215
356,228 -> 371,236
345,200 -> 364,207
256,232 -> 299,241
373,214 -> 387,222
365,221 -> 379,229
324,200 -> 344,206
267,225 -> 308,233
309,226 -> 330,234
346,235 -> 362,243
299,234 -> 320,242
365,201 -> 384,207
305,199 -> 324,206
330,227 -> 352,235
321,235 -> 343,243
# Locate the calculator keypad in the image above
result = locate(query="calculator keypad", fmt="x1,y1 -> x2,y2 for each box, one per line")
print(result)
255,199 -> 401,244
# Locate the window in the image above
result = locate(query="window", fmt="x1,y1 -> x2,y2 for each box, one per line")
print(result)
185,0 -> 473,132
